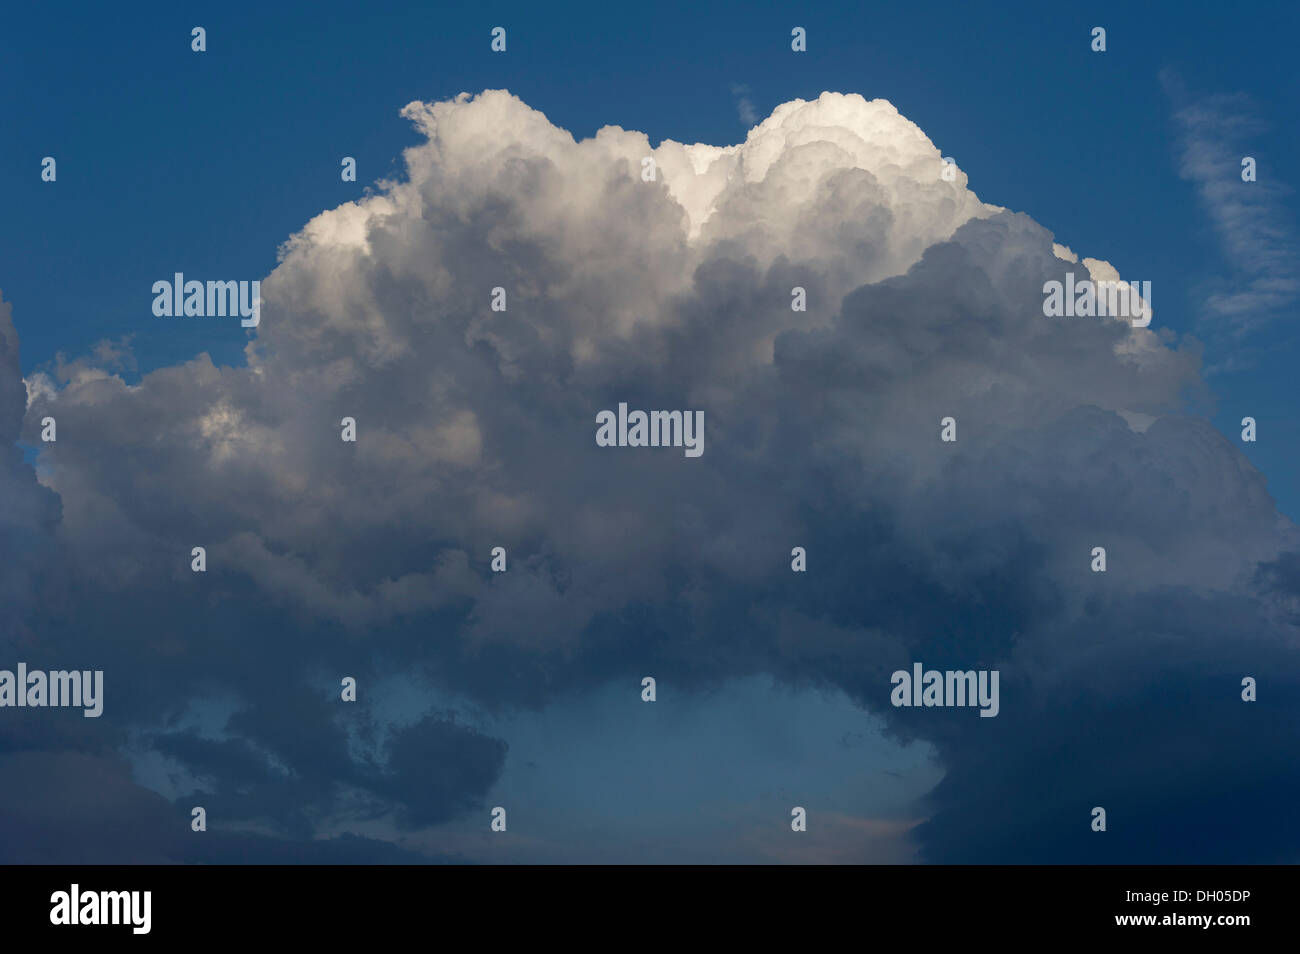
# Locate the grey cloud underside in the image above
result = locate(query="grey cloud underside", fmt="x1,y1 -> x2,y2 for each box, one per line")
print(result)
5,90 -> 1299,862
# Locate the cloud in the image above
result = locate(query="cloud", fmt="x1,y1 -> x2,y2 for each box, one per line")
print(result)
6,89 -> 1300,862
731,83 -> 759,127
0,750 -> 462,863
1163,71 -> 1300,345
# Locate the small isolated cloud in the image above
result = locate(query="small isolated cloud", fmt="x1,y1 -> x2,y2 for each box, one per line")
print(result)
731,83 -> 759,127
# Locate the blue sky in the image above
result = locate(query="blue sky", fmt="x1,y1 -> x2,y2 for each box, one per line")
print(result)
2,1 -> 1298,864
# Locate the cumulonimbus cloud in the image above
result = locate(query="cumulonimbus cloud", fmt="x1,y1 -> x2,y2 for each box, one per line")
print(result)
7,90 -> 1300,862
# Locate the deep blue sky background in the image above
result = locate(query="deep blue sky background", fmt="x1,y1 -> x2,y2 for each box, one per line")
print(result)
2,2 -> 1298,865
3,1 -> 1296,516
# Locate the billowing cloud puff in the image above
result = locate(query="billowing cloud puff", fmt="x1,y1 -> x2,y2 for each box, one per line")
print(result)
8,90 -> 1300,862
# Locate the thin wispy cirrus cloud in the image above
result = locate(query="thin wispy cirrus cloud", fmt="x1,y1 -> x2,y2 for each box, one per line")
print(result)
1162,69 -> 1300,357
5,89 -> 1300,864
